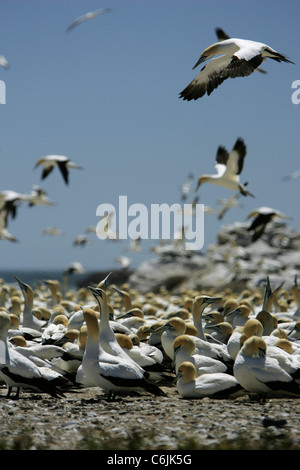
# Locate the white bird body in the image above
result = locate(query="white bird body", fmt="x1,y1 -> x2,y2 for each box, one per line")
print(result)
215,27 -> 268,73
81,308 -> 165,398
14,277 -> 46,332
179,38 -> 293,100
41,323 -> 68,345
226,318 -> 264,360
173,335 -> 228,375
156,317 -> 187,360
0,312 -> 69,398
233,336 -> 300,397
115,334 -> 167,383
87,289 -> 146,373
196,138 -> 254,197
176,362 -> 244,399
192,335 -> 232,365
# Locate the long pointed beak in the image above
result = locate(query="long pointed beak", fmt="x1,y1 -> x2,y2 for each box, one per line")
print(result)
206,297 -> 222,305
14,276 -> 29,292
88,286 -> 103,298
154,323 -> 169,334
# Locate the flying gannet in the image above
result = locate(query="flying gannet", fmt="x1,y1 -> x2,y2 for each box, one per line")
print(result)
179,37 -> 294,100
196,137 -> 254,197
34,155 -> 83,185
215,27 -> 267,74
247,207 -> 291,242
66,8 -> 113,32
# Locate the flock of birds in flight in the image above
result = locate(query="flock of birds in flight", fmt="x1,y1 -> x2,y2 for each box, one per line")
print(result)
0,9 -> 298,259
1,7 -> 300,407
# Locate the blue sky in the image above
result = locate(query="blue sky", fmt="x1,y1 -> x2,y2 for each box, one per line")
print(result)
0,0 -> 299,273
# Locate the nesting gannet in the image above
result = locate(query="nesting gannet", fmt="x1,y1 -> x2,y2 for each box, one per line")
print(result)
66,8 -> 113,32
196,138 -> 254,197
225,304 -> 251,327
192,295 -> 222,340
112,286 -> 132,312
204,322 -> 233,344
157,316 -> 232,367
11,340 -> 78,379
0,312 -> 69,398
42,280 -> 62,307
129,333 -> 164,364
87,288 -> 145,371
14,277 -> 46,331
115,333 -> 169,382
265,342 -> 300,379
179,37 -> 293,100
176,362 -> 244,399
155,317 -> 187,360
117,309 -> 147,334
41,319 -> 68,346
256,310 -> 278,336
81,308 -> 165,400
173,335 -> 228,375
143,320 -> 166,348
233,336 -> 300,397
34,155 -> 83,185
226,318 -> 263,360
215,27 -> 267,74
247,207 -> 291,242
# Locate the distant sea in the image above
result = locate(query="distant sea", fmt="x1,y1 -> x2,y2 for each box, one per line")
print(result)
0,269 -> 88,289
0,268 -> 132,290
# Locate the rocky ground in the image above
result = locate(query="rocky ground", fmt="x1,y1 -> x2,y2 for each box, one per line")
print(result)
1,383 -> 300,450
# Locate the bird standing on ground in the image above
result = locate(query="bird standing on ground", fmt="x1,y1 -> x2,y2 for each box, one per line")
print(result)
14,277 -> 46,332
0,312 -> 69,399
81,308 -> 165,400
176,362 -> 244,399
179,37 -> 293,100
233,336 -> 300,398
196,137 -> 254,197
